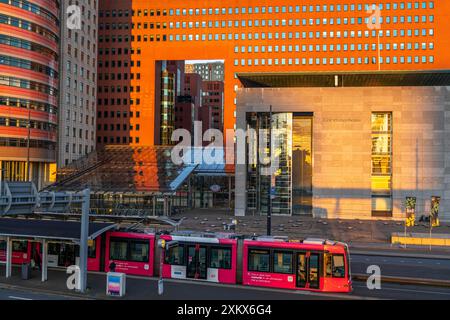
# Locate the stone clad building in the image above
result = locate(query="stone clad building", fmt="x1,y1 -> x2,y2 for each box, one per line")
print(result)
235,71 -> 450,221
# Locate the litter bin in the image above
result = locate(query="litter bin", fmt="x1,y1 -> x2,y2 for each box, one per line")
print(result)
21,263 -> 31,280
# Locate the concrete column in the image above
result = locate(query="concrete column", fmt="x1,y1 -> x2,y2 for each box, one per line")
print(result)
234,96 -> 248,216
41,239 -> 48,282
6,236 -> 12,278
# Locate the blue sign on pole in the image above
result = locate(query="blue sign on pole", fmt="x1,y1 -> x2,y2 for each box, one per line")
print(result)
106,272 -> 126,297
270,187 -> 276,199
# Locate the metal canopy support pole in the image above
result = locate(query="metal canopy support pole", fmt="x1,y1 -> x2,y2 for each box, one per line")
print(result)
41,239 -> 48,282
228,176 -> 232,209
6,236 -> 12,278
163,196 -> 168,216
79,188 -> 90,293
188,177 -> 192,208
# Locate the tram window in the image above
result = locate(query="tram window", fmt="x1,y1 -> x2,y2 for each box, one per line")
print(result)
332,255 -> 345,278
48,243 -> 60,255
248,249 -> 270,272
0,241 -> 5,251
12,241 -> 27,253
88,243 -> 96,258
110,238 -> 128,260
129,240 -> 149,262
273,251 -> 293,274
74,244 -> 96,259
165,244 -> 185,265
209,247 -> 231,269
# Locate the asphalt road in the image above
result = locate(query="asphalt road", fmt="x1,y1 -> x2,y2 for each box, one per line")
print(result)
1,252 -> 450,300
137,277 -> 450,300
350,254 -> 450,280
0,275 -> 449,300
351,281 -> 450,300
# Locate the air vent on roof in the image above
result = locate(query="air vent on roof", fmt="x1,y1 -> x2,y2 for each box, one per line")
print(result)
303,238 -> 326,245
255,236 -> 288,242
303,238 -> 338,245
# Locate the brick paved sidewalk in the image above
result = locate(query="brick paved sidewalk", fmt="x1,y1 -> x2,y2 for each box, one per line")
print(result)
171,208 -> 450,244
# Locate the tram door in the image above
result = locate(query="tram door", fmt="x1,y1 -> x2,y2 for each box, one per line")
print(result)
186,244 -> 207,280
296,252 -> 320,289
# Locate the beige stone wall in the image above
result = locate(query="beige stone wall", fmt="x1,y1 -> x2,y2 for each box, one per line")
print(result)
235,86 -> 450,221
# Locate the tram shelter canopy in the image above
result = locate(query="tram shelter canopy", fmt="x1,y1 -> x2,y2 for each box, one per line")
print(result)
0,218 -> 115,284
0,218 -> 115,242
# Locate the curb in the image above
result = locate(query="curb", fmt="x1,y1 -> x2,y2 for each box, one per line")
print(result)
0,282 -> 95,300
350,249 -> 450,260
352,273 -> 450,288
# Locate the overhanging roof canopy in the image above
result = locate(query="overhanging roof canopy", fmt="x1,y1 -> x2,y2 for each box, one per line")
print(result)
0,218 -> 115,241
237,70 -> 450,88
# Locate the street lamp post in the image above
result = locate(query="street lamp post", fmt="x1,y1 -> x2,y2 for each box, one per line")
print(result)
157,239 -> 165,295
267,105 -> 273,236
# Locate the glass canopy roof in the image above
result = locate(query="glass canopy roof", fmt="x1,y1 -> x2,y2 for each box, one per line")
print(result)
47,145 -> 196,194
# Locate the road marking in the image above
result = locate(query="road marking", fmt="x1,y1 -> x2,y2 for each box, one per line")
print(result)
8,296 -> 32,300
400,260 -> 405,263
352,284 -> 450,296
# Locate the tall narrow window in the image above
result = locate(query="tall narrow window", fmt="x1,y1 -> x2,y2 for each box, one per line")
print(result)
292,115 -> 313,215
371,113 -> 392,216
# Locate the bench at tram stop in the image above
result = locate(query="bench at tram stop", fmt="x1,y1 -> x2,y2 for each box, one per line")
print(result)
224,219 -> 238,231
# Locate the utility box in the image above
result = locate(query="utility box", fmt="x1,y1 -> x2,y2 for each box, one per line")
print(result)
106,272 -> 126,297
21,263 -> 31,280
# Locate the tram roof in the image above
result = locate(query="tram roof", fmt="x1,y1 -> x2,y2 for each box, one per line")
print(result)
0,218 -> 116,242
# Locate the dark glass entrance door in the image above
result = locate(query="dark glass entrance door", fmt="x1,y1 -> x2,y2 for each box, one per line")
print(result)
186,245 -> 207,279
296,252 -> 307,288
198,246 -> 207,279
308,253 -> 320,289
296,252 -> 320,289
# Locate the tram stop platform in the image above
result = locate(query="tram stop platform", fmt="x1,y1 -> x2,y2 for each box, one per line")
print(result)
175,208 -> 450,245
392,232 -> 450,247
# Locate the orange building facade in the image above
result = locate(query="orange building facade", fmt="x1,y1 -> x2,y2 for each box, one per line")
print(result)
97,0 -> 449,146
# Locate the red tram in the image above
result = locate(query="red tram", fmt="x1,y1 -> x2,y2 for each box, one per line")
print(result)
242,237 -> 351,292
1,230 -> 352,293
